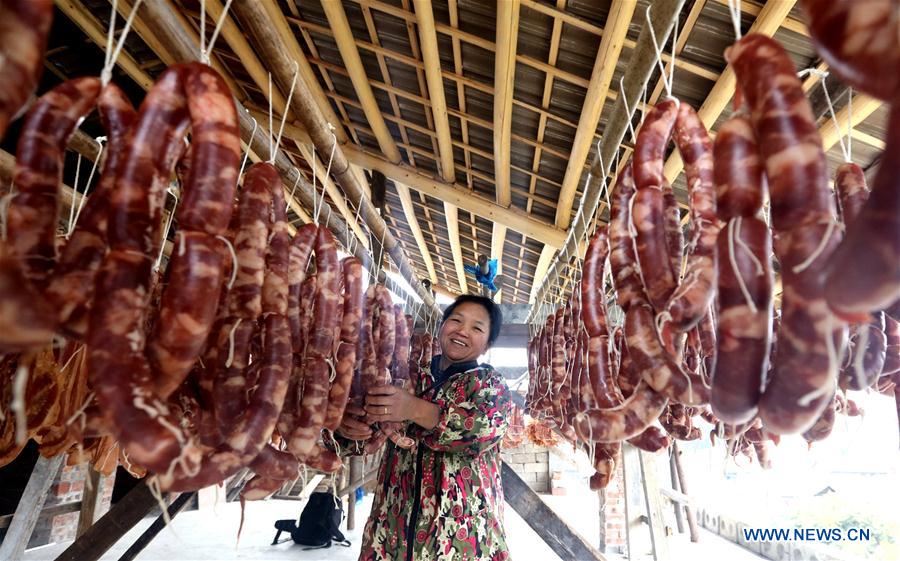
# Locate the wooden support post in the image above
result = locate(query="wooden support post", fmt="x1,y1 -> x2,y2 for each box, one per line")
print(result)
0,454 -> 64,560
54,479 -> 160,561
668,450 -> 685,534
638,450 -> 670,561
347,456 -> 364,531
598,488 -> 608,553
672,442 -> 700,543
76,466 -> 104,538
115,492 -> 196,561
501,462 -> 606,561
225,469 -> 250,502
622,444 -> 649,561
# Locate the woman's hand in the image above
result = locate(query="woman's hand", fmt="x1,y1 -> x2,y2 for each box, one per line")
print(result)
366,385 -> 440,429
335,404 -> 373,441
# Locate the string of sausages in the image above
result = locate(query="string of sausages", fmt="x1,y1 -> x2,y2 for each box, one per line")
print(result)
526,17 -> 900,486
0,32 -> 432,501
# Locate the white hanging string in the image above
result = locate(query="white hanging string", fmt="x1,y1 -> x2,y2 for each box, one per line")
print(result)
68,137 -> 107,237
66,153 -> 83,237
619,77 -> 638,143
100,0 -> 144,87
199,0 -> 233,65
646,4 -> 675,100
239,113 -> 258,180
272,62 -> 300,163
285,171 -> 301,212
103,0 -> 118,73
727,0 -> 743,41
313,129 -> 338,225
846,87 -> 853,161
814,71 -> 853,163
154,187 -> 179,272
267,73 -> 274,161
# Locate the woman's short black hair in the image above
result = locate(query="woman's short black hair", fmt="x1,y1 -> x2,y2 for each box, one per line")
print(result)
441,295 -> 503,346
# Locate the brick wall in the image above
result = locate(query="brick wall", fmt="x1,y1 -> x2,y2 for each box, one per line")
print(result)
600,459 -> 626,553
500,441 -> 550,493
26,459 -> 116,549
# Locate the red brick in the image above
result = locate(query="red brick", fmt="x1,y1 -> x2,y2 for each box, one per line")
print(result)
56,482 -> 70,495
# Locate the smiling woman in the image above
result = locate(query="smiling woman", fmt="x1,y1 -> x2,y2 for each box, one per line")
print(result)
337,294 -> 512,561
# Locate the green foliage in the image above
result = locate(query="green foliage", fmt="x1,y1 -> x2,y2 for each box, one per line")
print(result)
789,494 -> 899,559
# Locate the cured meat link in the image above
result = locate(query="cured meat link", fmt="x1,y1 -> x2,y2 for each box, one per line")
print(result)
228,164 -> 276,321
323,257 -> 365,431
799,0 -> 900,102
633,99 -> 679,191
147,64 -> 241,397
260,164 -> 291,316
839,312 -> 887,391
759,222 -> 845,433
608,163 -> 647,311
711,217 -> 773,424
713,114 -> 764,219
726,35 -> 834,230
48,84 -> 137,338
627,425 -> 671,453
665,102 -> 719,331
824,101 -> 900,315
86,64 -> 239,476
587,334 -> 623,409
588,442 -> 620,490
632,99 -> 680,312
834,162 -> 868,227
728,34 -> 845,433
625,304 -> 710,406
662,183 -> 684,284
287,224 -> 318,349
0,0 -> 53,139
160,313 -> 293,491
148,232 -> 226,398
574,380 -> 668,442
0,78 -> 103,351
581,228 -> 610,338
633,186 -> 677,313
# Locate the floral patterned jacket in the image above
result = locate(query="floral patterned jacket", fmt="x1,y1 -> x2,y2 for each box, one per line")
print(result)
358,358 -> 512,561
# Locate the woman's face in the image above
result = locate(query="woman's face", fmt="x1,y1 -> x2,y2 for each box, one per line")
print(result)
439,301 -> 491,364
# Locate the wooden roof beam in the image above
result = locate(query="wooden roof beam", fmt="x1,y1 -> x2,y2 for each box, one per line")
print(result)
203,0 -> 289,116
321,0 -> 458,293
116,0 -> 244,100
341,145 -> 567,249
255,0 -> 349,145
492,0 -> 520,300
320,0 -> 401,164
294,141 -> 369,249
554,0 -> 635,229
53,0 -> 154,90
212,0 -> 437,313
663,1 -> 798,185
274,115 -> 565,231
493,0 -> 519,210
413,0 -> 467,294
413,0 -> 455,183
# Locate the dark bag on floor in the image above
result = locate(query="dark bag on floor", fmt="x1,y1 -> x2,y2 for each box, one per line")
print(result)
271,492 -> 351,549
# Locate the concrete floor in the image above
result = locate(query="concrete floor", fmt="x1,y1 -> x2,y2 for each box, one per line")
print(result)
21,494 -> 765,561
